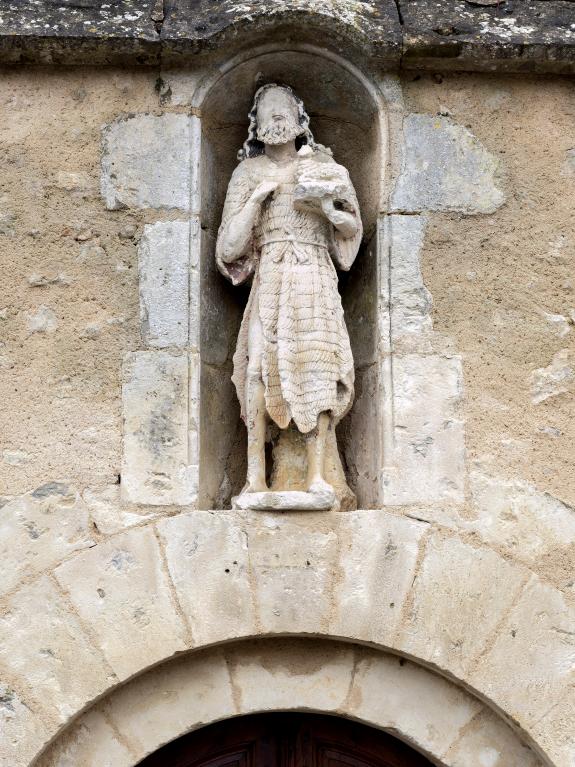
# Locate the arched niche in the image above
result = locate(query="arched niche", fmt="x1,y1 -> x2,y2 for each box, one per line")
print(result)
193,46 -> 387,509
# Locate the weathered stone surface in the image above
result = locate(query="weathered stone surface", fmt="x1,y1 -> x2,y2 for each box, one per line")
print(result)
227,639 -> 354,714
349,650 -> 481,757
330,512 -> 426,643
399,535 -> 527,677
1,0 -> 573,72
0,682 -> 52,767
530,349 -> 574,404
35,639 -> 543,767
232,489 -> 336,512
83,485 -> 162,536
0,489 -> 94,598
383,354 -> 466,505
157,512 -> 256,645
391,115 -> 505,214
248,515 -> 338,633
531,687 -> 575,767
26,305 -> 58,334
138,220 -> 190,348
469,472 -> 575,580
0,1 -> 159,65
35,708 -> 135,767
400,0 -> 575,75
105,649 -> 234,758
447,708 -> 544,767
122,350 -> 198,506
161,0 -> 402,67
388,214 -> 433,338
54,527 -> 188,679
471,577 -> 575,730
101,114 -> 192,211
0,577 -> 114,722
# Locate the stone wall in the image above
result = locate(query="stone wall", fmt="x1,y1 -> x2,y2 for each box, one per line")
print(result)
1,41 -> 574,767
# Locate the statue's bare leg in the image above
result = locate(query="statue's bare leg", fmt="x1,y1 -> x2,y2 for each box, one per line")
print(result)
306,411 -> 334,494
244,310 -> 267,493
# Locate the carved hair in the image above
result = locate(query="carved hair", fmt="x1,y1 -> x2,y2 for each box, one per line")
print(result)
238,83 -> 327,161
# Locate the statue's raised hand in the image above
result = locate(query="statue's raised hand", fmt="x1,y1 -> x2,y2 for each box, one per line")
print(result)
249,180 -> 279,205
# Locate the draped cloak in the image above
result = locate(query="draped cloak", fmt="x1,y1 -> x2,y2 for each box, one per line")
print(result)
216,151 -> 362,434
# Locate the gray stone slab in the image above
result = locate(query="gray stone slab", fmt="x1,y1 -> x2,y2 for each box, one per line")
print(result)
101,114 -> 193,211
138,220 -> 190,348
121,350 -> 198,506
391,114 -> 505,214
400,0 -> 575,75
160,0 -> 402,67
0,0 -> 574,72
0,0 -> 159,65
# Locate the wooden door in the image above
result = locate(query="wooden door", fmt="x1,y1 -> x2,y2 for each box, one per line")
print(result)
137,713 -> 434,767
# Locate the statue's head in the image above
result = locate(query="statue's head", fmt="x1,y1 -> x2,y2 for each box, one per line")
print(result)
238,84 -> 321,161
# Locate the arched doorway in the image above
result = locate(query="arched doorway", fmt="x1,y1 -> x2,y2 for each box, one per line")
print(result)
136,713 -> 434,767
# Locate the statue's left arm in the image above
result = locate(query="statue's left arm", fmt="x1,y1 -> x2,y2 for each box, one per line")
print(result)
296,154 -> 362,271
324,163 -> 362,271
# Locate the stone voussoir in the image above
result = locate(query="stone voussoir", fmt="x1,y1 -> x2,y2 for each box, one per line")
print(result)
53,526 -> 189,680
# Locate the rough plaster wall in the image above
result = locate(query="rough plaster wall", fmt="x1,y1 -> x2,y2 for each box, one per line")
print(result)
400,72 -> 575,508
0,67 -> 159,496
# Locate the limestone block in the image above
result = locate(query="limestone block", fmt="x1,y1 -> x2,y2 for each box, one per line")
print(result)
0,488 -> 94,597
529,349 -> 574,404
248,515 -> 338,633
101,114 -> 192,211
36,709 -> 135,767
227,639 -> 355,714
391,115 -> 505,214
54,527 -> 187,679
157,512 -> 256,645
0,577 -> 114,722
348,651 -> 481,757
121,350 -> 198,506
84,485 -> 161,537
471,577 -> 575,730
138,220 -> 189,348
105,649 -> 235,757
530,687 -> 575,767
330,512 -> 427,643
189,216 -> 202,350
383,354 -> 465,505
447,708 -> 544,767
0,683 -> 51,767
469,472 -> 575,576
398,535 -> 527,678
388,214 -> 432,337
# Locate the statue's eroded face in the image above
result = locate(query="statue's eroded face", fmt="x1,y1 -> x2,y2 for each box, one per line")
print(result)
256,87 -> 303,146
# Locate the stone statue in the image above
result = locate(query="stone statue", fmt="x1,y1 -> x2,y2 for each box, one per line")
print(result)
216,84 -> 362,511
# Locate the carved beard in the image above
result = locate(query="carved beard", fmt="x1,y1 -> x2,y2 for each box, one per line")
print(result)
257,115 -> 304,146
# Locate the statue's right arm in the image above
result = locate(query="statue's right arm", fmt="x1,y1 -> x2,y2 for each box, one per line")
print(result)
217,165 -> 277,265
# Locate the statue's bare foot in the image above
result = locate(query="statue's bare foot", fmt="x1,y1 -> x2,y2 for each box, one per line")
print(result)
307,477 -> 334,496
242,477 -> 268,494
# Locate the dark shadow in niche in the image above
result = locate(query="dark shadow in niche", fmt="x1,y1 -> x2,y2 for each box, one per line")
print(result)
198,50 -> 382,509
